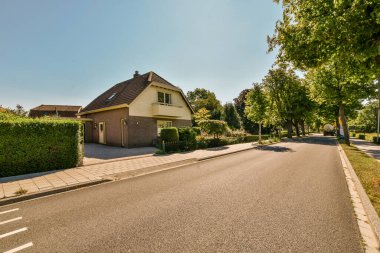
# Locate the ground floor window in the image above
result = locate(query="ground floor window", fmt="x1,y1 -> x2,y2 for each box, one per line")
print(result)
157,120 -> 172,135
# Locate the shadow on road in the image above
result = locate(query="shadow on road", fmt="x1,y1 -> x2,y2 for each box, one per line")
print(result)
254,146 -> 294,152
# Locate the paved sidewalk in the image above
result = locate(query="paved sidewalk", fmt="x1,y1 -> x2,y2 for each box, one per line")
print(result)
0,142 -> 257,199
351,138 -> 380,161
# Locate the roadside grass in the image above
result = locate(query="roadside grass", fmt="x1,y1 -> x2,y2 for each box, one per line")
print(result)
341,143 -> 380,216
352,132 -> 378,143
14,187 -> 28,196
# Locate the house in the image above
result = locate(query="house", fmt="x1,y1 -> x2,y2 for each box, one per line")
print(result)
78,71 -> 194,147
29,105 -> 82,118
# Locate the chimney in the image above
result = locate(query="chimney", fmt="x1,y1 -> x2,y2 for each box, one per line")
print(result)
133,71 -> 140,78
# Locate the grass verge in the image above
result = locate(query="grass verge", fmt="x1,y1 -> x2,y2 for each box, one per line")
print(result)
341,143 -> 380,216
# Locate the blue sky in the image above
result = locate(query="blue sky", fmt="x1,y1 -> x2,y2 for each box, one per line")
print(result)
0,0 -> 282,110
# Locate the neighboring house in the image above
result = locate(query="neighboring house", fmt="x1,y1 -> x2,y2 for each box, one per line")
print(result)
29,105 -> 82,118
78,71 -> 194,147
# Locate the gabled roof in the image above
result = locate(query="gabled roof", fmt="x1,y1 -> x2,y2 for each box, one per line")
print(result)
30,105 -> 82,112
80,71 -> 194,114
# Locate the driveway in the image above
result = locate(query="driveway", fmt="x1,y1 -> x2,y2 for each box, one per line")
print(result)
83,143 -> 157,165
0,136 -> 363,252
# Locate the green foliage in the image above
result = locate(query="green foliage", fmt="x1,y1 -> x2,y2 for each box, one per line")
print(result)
193,108 -> 211,124
160,127 -> 179,142
191,127 -> 201,136
199,120 -> 229,139
373,136 -> 380,144
359,134 -> 366,140
178,127 -> 197,150
0,117 -> 83,177
245,83 -> 267,124
234,89 -> 258,134
351,100 -> 378,133
187,88 -> 224,120
223,103 -> 241,130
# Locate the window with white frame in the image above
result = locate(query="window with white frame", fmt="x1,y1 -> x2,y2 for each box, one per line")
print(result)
157,120 -> 173,135
157,91 -> 172,105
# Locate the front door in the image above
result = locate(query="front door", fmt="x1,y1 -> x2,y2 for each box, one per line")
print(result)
98,122 -> 106,144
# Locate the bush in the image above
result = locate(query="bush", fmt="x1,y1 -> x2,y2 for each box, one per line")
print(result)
358,134 -> 366,140
178,127 -> 197,151
160,127 -> 179,142
199,120 -> 229,139
0,117 -> 83,177
192,127 -> 201,136
373,136 -> 380,144
352,133 -> 356,137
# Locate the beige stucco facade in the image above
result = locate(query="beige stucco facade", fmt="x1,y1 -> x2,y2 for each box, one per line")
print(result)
129,82 -> 192,120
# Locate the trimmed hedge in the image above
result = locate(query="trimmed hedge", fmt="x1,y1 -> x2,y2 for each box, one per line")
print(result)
160,127 -> 179,142
178,127 -> 197,151
358,134 -> 366,140
0,117 -> 83,177
192,127 -> 201,136
374,136 -> 380,144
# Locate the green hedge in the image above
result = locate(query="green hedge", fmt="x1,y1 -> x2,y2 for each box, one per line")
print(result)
0,117 -> 83,177
192,127 -> 201,136
358,134 -> 366,140
160,127 -> 179,142
178,127 -> 197,150
374,136 -> 380,144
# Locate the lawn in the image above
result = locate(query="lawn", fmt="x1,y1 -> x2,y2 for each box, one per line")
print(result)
341,143 -> 380,216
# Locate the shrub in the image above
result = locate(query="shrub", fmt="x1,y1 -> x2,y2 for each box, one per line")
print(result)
358,134 -> 366,140
192,127 -> 201,136
352,133 -> 356,137
373,136 -> 380,144
199,120 -> 229,139
160,127 -> 179,142
178,127 -> 197,151
0,117 -> 83,177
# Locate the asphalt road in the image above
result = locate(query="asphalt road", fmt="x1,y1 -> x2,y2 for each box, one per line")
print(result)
0,136 -> 363,252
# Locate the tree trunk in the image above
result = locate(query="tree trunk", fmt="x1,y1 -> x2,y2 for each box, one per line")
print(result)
259,122 -> 262,143
294,120 -> 300,137
339,103 -> 350,145
377,75 -> 380,141
286,120 -> 293,138
301,120 -> 306,136
335,108 -> 341,138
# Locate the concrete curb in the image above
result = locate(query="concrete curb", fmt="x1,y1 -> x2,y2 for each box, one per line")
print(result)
0,179 -> 110,207
338,143 -> 380,252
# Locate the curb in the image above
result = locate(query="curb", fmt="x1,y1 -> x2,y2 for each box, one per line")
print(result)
337,143 -> 380,252
0,179 -> 110,207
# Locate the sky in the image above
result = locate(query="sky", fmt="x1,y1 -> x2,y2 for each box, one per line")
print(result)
0,0 -> 282,110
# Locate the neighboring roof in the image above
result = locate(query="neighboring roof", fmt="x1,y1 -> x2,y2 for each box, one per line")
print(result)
30,105 -> 82,112
80,71 -> 194,114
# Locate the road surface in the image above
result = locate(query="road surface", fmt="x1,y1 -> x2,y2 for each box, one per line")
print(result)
0,136 -> 363,252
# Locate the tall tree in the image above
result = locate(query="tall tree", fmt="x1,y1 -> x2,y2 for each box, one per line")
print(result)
187,88 -> 223,120
269,0 -> 380,140
245,84 -> 268,142
262,65 -> 312,138
233,89 -> 257,133
222,103 -> 241,130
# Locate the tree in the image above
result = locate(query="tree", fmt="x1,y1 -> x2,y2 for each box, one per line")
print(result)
187,88 -> 223,120
223,103 -> 241,130
193,108 -> 211,124
269,0 -> 380,140
245,83 -> 268,142
2,104 -> 28,117
262,65 -> 313,138
351,100 -> 378,133
199,120 -> 229,139
306,62 -> 376,144
234,89 -> 258,133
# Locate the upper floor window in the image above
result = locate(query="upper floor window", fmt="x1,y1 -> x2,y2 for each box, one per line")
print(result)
158,92 -> 172,105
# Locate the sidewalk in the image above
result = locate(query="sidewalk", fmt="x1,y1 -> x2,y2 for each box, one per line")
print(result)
0,142 -> 258,200
351,138 -> 380,161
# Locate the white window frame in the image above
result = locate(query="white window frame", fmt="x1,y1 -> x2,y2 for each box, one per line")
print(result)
157,92 -> 172,105
157,120 -> 173,135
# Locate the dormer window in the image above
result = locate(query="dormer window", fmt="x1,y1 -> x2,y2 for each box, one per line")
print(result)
106,92 -> 117,102
158,92 -> 172,105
